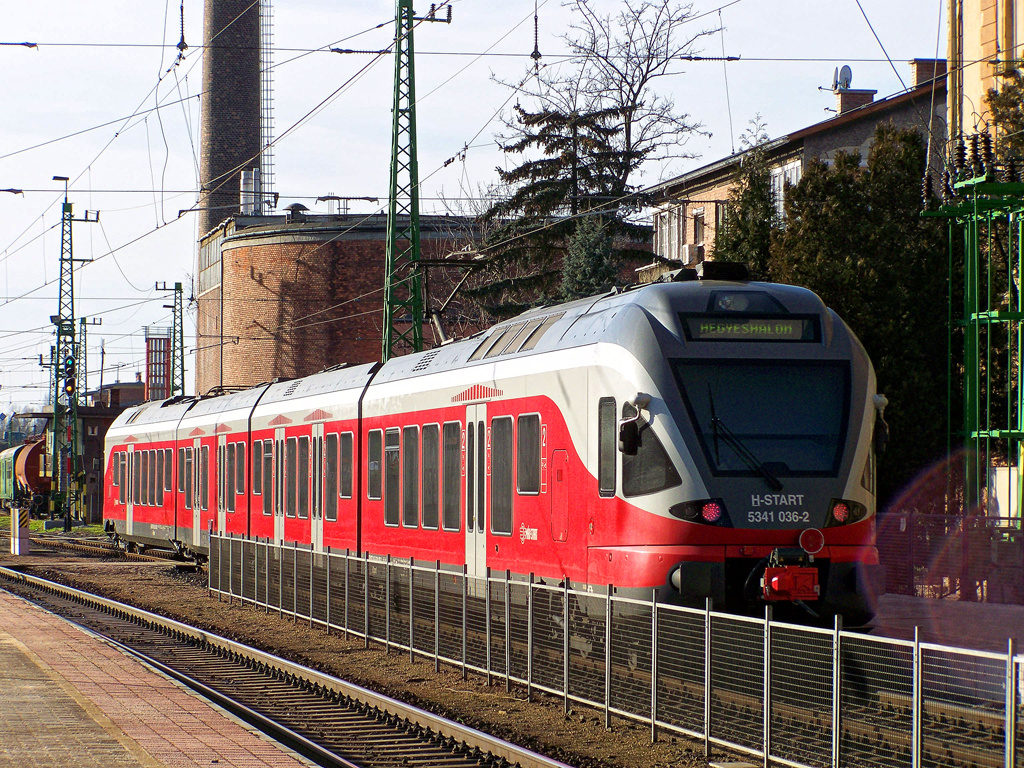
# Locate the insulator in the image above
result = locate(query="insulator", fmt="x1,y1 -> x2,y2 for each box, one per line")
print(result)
954,140 -> 967,176
942,170 -> 953,202
921,173 -> 933,203
969,134 -> 981,175
981,132 -> 994,170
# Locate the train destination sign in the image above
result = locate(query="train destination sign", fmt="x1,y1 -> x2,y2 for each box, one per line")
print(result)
681,314 -> 820,342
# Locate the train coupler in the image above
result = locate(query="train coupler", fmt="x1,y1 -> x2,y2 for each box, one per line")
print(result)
761,547 -> 820,602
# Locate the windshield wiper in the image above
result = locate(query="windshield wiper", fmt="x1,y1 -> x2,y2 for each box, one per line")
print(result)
707,388 -> 783,492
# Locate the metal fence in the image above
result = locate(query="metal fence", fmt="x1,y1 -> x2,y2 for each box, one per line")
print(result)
210,533 -> 1024,768
878,514 -> 1024,603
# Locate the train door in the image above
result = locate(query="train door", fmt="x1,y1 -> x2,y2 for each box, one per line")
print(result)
273,427 -> 285,545
126,444 -> 135,537
191,437 -> 202,548
550,449 -> 568,542
311,423 -> 325,553
465,404 -> 487,581
217,434 -> 228,535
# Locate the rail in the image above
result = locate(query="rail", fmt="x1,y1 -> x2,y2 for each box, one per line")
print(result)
209,533 -> 1024,768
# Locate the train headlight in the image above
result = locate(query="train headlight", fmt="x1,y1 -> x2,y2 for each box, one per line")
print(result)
669,499 -> 731,526
825,499 -> 867,527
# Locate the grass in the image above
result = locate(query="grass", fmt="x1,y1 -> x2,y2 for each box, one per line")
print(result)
0,513 -> 105,536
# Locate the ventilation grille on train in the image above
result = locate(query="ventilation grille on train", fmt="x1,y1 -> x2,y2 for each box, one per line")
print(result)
283,381 -> 301,398
412,350 -> 440,372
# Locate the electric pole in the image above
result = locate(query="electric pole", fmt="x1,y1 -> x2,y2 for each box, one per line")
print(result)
157,281 -> 186,396
381,0 -> 451,362
78,317 -> 101,401
49,176 -> 98,530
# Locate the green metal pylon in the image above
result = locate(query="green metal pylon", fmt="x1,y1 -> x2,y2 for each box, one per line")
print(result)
158,281 -> 186,396
381,0 -> 450,363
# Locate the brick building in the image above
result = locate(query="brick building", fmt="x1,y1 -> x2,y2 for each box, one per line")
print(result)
646,60 -> 947,276
196,211 -> 472,394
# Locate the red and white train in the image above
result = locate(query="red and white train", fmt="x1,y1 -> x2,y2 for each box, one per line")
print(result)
104,268 -> 886,623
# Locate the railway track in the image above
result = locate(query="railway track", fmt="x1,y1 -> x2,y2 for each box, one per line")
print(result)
0,567 -> 572,768
1,529 -> 190,565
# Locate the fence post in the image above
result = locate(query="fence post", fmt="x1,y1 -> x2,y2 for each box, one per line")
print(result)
265,539 -> 270,613
486,566 -> 493,687
912,626 -> 921,768
309,543 -> 314,627
240,535 -> 245,604
605,585 -> 612,730
405,561 -> 409,667
563,578 -> 570,713
527,573 -> 534,702
434,560 -> 440,674
364,551 -> 370,649
1006,637 -> 1017,768
763,605 -> 772,768
832,613 -> 842,768
505,569 -> 511,693
292,540 -> 298,622
326,547 -> 332,634
385,553 -> 392,654
278,541 -> 283,618
344,548 -> 351,640
651,589 -> 659,743
462,564 -> 468,681
704,597 -> 712,758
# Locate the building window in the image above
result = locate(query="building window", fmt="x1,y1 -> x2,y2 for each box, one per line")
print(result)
770,160 -> 801,220
693,209 -> 705,246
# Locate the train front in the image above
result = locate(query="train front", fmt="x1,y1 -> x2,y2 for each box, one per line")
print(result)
615,274 -> 884,625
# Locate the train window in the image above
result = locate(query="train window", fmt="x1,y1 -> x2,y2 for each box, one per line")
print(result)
384,428 -> 400,526
200,446 -> 209,511
178,448 -> 186,493
140,451 -> 149,506
155,450 -> 164,507
466,422 -> 474,532
598,398 -> 616,497
491,417 -> 513,535
325,434 -> 338,522
111,453 -> 120,487
368,430 -> 382,500
621,405 -> 682,498
252,440 -> 262,494
297,436 -> 309,520
285,437 -> 297,518
402,426 -> 419,528
483,322 -> 527,359
263,442 -> 273,513
476,421 -> 485,532
165,449 -> 173,492
421,424 -> 439,530
118,454 -> 126,505
441,422 -> 460,531
226,443 -> 236,508
150,450 -> 157,506
339,432 -> 353,499
516,414 -> 541,494
184,448 -> 193,510
517,312 -> 564,352
235,442 -> 245,494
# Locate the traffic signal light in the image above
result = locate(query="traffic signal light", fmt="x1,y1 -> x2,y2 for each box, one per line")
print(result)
63,377 -> 75,397
63,354 -> 75,378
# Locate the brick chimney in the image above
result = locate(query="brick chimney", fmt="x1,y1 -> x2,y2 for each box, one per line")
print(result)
908,58 -> 947,87
835,88 -> 876,115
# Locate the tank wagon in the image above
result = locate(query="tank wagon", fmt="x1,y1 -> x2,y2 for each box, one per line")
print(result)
1,438 -> 49,513
105,270 -> 886,622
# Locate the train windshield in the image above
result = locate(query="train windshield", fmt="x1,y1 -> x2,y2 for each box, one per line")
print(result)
673,360 -> 850,477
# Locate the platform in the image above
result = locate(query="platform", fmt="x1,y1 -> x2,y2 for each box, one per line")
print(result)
0,589 -> 313,768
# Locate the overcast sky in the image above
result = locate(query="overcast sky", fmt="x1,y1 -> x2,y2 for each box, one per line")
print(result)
0,0 -> 946,410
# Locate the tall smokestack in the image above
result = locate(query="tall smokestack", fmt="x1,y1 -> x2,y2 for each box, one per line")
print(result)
198,0 -> 261,237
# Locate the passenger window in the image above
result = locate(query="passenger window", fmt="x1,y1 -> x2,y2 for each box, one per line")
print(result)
442,422 -> 460,531
286,437 -> 297,518
297,436 -> 309,519
384,428 -> 400,526
178,447 -> 186,493
262,442 -> 272,513
184,448 -> 193,510
325,434 -> 338,522
253,440 -> 263,495
491,417 -> 513,535
598,398 -> 616,497
421,424 -> 439,530
199,446 -> 209,511
466,422 -> 475,532
402,426 -> 419,527
516,414 -> 540,494
165,449 -> 173,492
340,432 -> 353,498
368,430 -> 382,500
235,441 -> 245,494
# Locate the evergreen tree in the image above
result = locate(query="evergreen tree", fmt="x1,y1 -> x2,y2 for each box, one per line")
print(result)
561,215 -> 616,301
769,124 -> 949,505
712,117 -> 777,278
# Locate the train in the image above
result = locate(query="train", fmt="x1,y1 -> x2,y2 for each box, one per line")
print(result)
1,437 -> 50,514
104,265 -> 886,624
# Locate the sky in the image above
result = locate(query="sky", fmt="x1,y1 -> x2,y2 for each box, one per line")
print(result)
0,0 -> 947,412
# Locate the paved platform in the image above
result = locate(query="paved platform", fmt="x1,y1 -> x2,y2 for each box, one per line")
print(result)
0,589 -> 313,768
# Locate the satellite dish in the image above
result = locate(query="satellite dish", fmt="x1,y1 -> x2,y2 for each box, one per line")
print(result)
838,65 -> 853,90
833,67 -> 839,91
